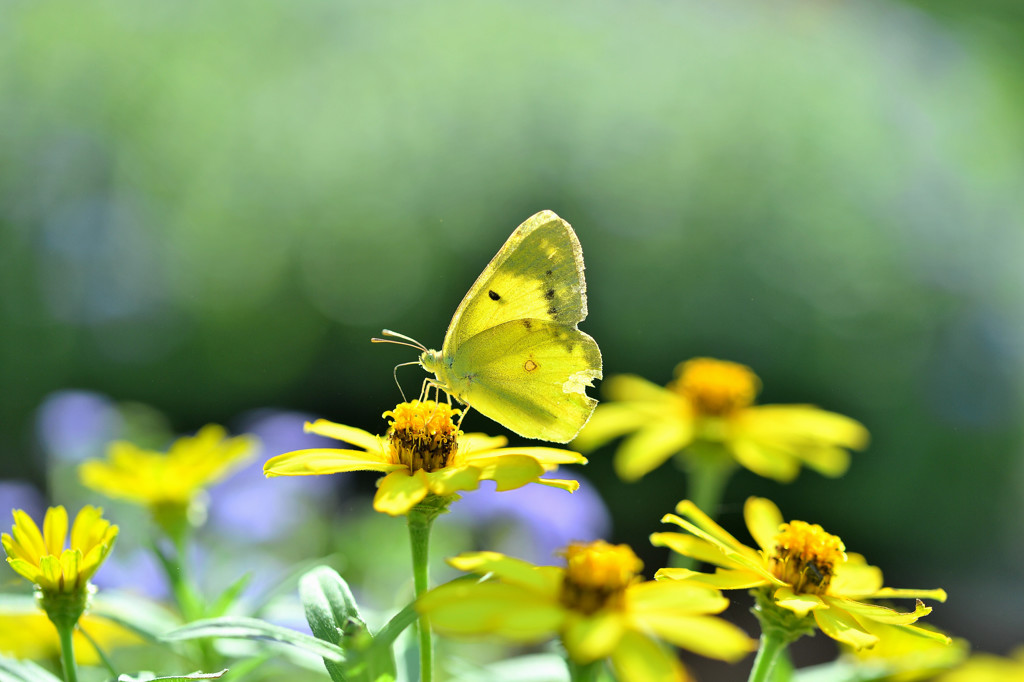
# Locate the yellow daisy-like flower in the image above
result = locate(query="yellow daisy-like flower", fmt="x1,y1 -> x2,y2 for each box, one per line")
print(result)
263,400 -> 586,516
418,541 -> 755,682
651,497 -> 949,650
0,609 -> 140,665
2,506 -> 118,596
936,647 -> 1024,682
80,424 -> 256,512
574,358 -> 869,482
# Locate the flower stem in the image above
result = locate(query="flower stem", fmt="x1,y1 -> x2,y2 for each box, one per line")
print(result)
674,443 -> 736,569
54,621 -> 79,682
407,503 -> 441,682
747,629 -> 788,682
567,658 -> 601,682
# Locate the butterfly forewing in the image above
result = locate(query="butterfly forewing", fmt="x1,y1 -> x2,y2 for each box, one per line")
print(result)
441,210 -> 588,353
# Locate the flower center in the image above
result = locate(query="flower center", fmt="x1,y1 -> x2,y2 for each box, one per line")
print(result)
559,541 -> 643,615
768,520 -> 846,595
670,357 -> 761,417
384,400 -> 460,472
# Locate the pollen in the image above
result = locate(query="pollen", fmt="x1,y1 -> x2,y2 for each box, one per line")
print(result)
670,357 -> 761,416
384,400 -> 460,472
768,520 -> 847,595
559,541 -> 643,615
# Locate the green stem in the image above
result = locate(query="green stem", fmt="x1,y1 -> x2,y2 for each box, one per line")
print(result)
672,443 -> 737,569
407,505 -> 439,682
54,620 -> 79,682
747,629 -> 788,682
567,658 -> 601,682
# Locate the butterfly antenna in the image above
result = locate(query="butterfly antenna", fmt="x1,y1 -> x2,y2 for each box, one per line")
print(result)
371,329 -> 428,352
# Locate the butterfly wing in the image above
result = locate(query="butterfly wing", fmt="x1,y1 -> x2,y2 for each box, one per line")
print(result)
442,210 -> 589,353
445,318 -> 602,442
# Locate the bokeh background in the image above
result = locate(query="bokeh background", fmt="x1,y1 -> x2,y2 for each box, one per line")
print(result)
2,0 -> 1023,679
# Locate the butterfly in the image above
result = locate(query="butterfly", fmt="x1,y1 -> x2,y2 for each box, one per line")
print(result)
375,210 -> 602,443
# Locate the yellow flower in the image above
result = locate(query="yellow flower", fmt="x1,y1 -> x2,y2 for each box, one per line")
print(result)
417,541 -> 755,682
0,609 -> 140,665
80,424 -> 256,511
264,400 -> 587,516
574,358 -> 869,482
651,497 -> 949,650
842,621 -> 967,681
936,647 -> 1024,682
2,506 -> 118,596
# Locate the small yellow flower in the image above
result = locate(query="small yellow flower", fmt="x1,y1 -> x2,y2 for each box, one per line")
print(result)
936,647 -> 1024,682
574,357 -> 870,482
80,424 -> 256,512
2,506 -> 118,596
264,400 -> 587,516
652,497 -> 948,650
417,541 -> 755,682
0,609 -> 140,665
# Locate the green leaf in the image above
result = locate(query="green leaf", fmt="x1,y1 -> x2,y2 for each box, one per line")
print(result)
161,616 -> 346,663
206,572 -> 253,619
117,671 -> 228,681
0,656 -> 63,682
299,566 -> 367,643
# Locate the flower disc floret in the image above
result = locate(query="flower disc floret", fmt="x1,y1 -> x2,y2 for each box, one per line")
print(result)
264,400 -> 588,516
560,541 -> 643,615
769,520 -> 846,596
670,358 -> 760,417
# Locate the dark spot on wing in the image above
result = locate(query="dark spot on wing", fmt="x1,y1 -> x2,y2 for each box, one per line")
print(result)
545,269 -> 553,276
548,306 -> 558,317
544,288 -> 555,301
524,358 -> 538,372
523,319 -> 533,330
488,290 -> 500,301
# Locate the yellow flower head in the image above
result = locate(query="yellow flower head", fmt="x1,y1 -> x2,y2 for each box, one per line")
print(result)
263,400 -> 587,516
652,497 -> 949,651
79,424 -> 257,511
2,506 -> 118,596
417,541 -> 755,682
574,357 -> 869,482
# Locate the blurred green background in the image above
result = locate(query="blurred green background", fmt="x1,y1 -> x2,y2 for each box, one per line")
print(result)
2,0 -> 1023,677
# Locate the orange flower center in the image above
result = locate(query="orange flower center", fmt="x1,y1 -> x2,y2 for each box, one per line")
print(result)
769,520 -> 846,595
670,358 -> 761,417
559,540 -> 643,615
384,400 -> 460,472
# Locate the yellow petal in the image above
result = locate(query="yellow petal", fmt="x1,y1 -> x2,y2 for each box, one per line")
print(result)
459,433 -> 509,451
774,586 -> 826,617
11,510 -> 46,561
726,439 -> 800,482
39,555 -> 62,591
832,597 -> 932,626
303,420 -> 382,452
535,478 -> 580,492
649,532 -> 734,567
794,444 -> 851,477
373,470 -> 429,516
573,403 -> 662,452
741,405 -> 869,449
60,549 -> 81,590
418,580 -> 565,641
870,587 -> 947,602
2,531 -> 37,564
627,580 -> 728,616
614,419 -> 693,482
655,567 -> 769,590
426,466 -> 482,496
42,507 -> 68,558
603,374 -> 676,403
7,557 -> 43,584
263,449 -> 402,476
813,604 -> 878,650
562,612 -> 627,663
70,506 -> 103,552
471,454 -> 545,491
447,552 -> 562,594
830,554 -> 884,596
609,629 -> 687,682
635,613 -> 755,662
743,497 -> 784,554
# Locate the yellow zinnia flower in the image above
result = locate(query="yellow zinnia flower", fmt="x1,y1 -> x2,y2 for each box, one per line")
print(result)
2,506 -> 118,597
575,358 -> 869,482
264,400 -> 586,516
936,647 -> 1024,682
418,541 -> 755,681
651,497 -> 949,650
79,424 -> 256,520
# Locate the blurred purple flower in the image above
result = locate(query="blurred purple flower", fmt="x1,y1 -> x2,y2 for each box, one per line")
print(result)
0,480 -> 47,522
207,409 -> 343,542
35,390 -> 120,463
453,473 -> 611,564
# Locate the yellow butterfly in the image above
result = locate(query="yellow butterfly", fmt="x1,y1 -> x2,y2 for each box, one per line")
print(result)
376,210 -> 602,443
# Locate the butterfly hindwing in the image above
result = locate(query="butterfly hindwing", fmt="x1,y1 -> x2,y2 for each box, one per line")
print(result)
442,210 -> 588,353
444,318 -> 602,442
